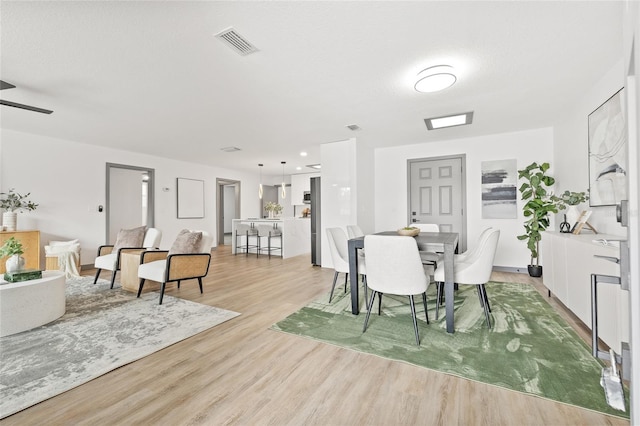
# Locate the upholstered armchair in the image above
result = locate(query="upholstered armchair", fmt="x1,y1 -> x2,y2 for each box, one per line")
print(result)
137,229 -> 213,305
93,227 -> 162,289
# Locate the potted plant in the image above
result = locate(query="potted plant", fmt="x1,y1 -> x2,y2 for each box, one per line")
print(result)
264,202 -> 283,219
0,188 -> 38,232
551,190 -> 589,230
517,162 -> 558,277
0,236 -> 26,272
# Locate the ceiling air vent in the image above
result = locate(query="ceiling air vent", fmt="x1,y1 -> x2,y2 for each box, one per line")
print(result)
220,146 -> 242,153
346,124 -> 361,131
215,28 -> 259,56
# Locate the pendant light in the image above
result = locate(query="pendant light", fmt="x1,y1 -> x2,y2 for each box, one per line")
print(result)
258,164 -> 264,199
281,161 -> 286,199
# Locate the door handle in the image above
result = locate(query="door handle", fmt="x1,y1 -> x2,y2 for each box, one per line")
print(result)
412,219 -> 419,223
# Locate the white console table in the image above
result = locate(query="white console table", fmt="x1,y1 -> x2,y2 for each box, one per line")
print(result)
540,231 -> 628,351
0,270 -> 66,337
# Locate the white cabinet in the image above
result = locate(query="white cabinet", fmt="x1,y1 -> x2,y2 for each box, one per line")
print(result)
290,173 -> 319,206
540,232 -> 628,351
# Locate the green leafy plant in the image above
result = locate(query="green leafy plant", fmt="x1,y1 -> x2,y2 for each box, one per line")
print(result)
0,237 -> 24,258
0,188 -> 38,212
551,190 -> 589,209
264,202 -> 283,214
517,162 -> 558,267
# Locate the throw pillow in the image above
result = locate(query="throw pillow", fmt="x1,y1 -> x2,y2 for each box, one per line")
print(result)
112,226 -> 146,252
168,229 -> 203,256
49,239 -> 79,246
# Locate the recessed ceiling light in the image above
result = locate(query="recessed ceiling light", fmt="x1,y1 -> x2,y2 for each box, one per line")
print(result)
415,65 -> 457,93
307,164 -> 321,170
424,112 -> 473,130
296,166 -> 302,170
300,152 -> 307,157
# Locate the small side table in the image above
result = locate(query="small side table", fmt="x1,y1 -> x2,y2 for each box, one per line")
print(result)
120,251 -> 161,293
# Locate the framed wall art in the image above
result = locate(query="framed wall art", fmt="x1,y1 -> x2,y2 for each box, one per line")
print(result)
588,88 -> 627,206
481,159 -> 517,219
177,178 -> 205,218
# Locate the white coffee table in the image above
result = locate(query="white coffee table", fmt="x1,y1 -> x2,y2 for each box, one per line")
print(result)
0,270 -> 66,337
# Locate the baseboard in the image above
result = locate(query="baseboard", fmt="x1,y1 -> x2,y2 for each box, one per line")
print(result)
493,265 -> 530,274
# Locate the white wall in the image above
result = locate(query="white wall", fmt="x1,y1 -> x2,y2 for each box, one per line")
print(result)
320,138 -> 358,268
1,129 -> 262,267
374,128 -> 554,269
553,59 -> 627,237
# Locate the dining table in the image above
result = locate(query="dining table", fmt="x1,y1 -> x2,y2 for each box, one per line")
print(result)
348,231 -> 460,334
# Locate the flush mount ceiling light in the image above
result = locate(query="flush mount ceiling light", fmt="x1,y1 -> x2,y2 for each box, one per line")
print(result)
424,111 -> 474,130
414,65 -> 457,93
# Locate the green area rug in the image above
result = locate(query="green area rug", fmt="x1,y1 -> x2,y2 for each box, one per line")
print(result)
272,281 -> 628,418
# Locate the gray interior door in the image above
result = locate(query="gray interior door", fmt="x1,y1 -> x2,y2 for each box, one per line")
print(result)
409,156 -> 466,251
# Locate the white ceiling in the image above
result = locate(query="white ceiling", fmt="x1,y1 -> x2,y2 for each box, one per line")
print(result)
0,1 -> 623,175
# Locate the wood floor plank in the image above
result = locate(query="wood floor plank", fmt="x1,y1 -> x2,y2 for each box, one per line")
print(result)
1,245 -> 628,425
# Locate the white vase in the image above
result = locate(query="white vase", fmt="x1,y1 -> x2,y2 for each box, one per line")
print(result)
268,210 -> 274,219
2,212 -> 17,232
6,254 -> 25,273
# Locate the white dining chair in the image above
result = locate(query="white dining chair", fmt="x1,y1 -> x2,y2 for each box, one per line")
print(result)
346,225 -> 364,239
363,235 -> 431,345
326,227 -> 366,303
433,228 -> 500,328
411,223 -> 443,267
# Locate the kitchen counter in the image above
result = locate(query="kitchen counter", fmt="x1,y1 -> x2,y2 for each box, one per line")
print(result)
231,218 -> 311,258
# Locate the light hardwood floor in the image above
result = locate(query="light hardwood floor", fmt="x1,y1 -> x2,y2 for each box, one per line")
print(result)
2,245 -> 628,425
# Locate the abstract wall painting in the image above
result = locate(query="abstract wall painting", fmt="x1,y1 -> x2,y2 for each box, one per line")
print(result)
588,88 -> 627,207
481,159 -> 517,219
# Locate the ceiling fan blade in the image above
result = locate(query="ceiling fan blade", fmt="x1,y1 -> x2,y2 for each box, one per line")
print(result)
0,80 -> 17,90
0,99 -> 53,114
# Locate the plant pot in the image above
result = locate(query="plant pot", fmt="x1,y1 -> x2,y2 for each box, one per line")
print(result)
6,254 -> 25,273
527,265 -> 543,277
566,205 -> 580,229
2,212 -> 17,232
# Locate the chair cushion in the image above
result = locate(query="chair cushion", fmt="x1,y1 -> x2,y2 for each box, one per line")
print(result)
112,226 -> 146,252
94,253 -> 117,270
138,259 -> 167,282
168,229 -> 203,255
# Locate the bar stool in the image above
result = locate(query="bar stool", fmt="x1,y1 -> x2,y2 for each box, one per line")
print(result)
256,224 -> 282,258
235,224 -> 258,255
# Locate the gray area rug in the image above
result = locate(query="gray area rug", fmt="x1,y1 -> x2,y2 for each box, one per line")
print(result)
0,277 -> 240,419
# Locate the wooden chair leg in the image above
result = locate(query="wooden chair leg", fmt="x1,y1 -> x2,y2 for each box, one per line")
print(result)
329,271 -> 339,303
93,268 -> 101,284
159,282 -> 167,305
362,291 -> 378,333
422,292 -> 429,324
479,284 -> 492,328
137,278 -> 145,298
435,282 -> 442,320
409,295 -> 420,346
109,270 -> 117,289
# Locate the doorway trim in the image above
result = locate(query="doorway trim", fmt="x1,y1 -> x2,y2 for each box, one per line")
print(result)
216,178 -> 241,246
407,154 -> 467,252
105,163 -> 155,243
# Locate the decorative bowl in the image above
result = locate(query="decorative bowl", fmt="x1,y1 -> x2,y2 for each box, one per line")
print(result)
397,227 -> 420,237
